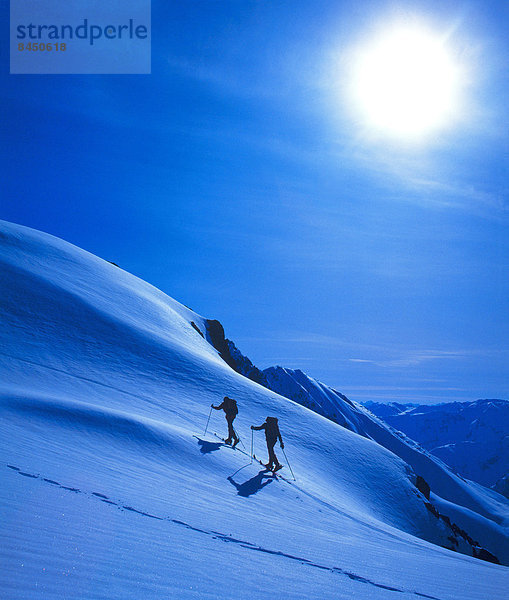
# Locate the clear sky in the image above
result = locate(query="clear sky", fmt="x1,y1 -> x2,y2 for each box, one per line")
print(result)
1,0 -> 508,404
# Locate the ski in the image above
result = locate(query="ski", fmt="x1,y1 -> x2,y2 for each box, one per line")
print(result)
253,454 -> 285,477
211,433 -> 290,482
213,433 -> 247,456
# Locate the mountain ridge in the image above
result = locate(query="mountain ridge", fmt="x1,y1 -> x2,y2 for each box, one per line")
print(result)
203,323 -> 508,562
1,219 -> 508,599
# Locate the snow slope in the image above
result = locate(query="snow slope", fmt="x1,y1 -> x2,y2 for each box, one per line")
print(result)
255,367 -> 509,560
1,220 -> 508,599
365,400 -> 509,489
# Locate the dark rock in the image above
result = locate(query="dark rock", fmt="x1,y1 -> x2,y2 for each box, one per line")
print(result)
416,475 -> 431,499
473,547 -> 501,565
205,320 -> 237,370
424,502 -> 440,518
190,321 -> 204,338
204,319 -> 266,384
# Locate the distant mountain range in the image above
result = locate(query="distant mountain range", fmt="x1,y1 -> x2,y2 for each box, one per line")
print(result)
364,400 -> 509,495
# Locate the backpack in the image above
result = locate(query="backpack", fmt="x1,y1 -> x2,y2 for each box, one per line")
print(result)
265,416 -> 279,435
223,397 -> 238,416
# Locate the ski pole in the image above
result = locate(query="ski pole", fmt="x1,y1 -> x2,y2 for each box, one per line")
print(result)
250,428 -> 254,464
281,447 -> 296,481
233,426 -> 246,450
204,405 -> 213,436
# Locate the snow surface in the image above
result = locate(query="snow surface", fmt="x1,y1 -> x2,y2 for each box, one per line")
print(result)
1,220 -> 508,599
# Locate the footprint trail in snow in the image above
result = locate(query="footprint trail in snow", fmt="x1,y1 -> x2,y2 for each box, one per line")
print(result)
5,463 -> 441,600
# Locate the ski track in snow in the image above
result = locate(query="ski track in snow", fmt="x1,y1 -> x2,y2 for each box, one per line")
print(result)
5,463 -> 441,600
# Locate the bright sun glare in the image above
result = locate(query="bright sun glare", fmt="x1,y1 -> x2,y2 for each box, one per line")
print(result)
350,26 -> 462,139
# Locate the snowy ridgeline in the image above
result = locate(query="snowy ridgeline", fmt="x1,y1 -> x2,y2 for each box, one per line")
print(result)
206,325 -> 509,563
1,220 -> 508,600
364,400 -> 509,492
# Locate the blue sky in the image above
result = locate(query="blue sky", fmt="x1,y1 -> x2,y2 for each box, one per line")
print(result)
1,0 -> 508,404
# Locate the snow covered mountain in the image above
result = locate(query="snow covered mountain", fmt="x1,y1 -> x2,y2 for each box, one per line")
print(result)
206,341 -> 509,566
1,220 -> 508,599
365,400 -> 509,492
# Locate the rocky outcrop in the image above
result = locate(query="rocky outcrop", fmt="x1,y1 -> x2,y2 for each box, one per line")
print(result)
416,475 -> 431,500
204,319 -> 238,371
204,319 -> 266,384
473,547 -> 500,564
190,321 -> 204,338
423,502 -> 500,564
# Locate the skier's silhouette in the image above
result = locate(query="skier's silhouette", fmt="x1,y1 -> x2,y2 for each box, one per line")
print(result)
251,416 -> 284,471
211,396 -> 239,446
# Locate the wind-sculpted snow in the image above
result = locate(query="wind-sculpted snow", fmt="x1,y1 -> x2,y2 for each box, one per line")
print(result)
1,220 -> 508,599
1,392 -> 191,455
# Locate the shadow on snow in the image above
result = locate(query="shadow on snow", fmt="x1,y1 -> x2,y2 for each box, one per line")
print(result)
194,436 -> 223,454
228,469 -> 275,497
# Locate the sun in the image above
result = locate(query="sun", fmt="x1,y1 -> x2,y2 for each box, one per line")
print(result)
349,25 -> 462,139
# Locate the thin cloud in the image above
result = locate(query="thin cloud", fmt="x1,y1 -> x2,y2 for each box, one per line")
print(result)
348,349 -> 470,368
403,176 -> 508,216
